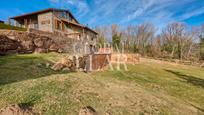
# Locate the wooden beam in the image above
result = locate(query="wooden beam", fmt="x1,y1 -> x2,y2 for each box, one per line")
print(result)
8,18 -> 11,25
24,19 -> 28,28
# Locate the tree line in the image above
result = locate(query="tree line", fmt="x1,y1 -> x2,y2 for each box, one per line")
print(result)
95,22 -> 204,61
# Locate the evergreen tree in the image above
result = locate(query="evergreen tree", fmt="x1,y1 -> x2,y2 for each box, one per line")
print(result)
112,33 -> 121,50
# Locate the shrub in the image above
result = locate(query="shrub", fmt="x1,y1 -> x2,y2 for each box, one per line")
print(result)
0,23 -> 26,31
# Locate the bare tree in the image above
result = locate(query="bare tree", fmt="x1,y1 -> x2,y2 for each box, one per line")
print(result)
121,25 -> 138,52
161,22 -> 188,59
95,26 -> 108,48
136,23 -> 155,55
95,22 -> 201,61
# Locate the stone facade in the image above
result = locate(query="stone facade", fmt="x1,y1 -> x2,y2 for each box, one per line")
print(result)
38,12 -> 53,32
10,9 -> 98,53
10,9 -> 97,40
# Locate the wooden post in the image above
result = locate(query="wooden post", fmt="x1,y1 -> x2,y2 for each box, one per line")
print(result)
29,18 -> 32,28
83,28 -> 85,40
8,18 -> 11,25
24,19 -> 28,28
54,19 -> 57,30
62,22 -> 64,31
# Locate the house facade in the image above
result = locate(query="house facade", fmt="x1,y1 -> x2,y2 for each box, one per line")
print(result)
9,8 -> 97,42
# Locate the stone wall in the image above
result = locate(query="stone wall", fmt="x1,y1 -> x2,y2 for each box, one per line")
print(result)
0,30 -> 61,55
0,35 -> 20,55
0,29 -> 96,55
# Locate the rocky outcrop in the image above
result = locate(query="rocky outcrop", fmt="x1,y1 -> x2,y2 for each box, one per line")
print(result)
51,55 -> 88,72
0,35 -> 21,55
51,57 -> 75,71
0,30 -> 61,55
0,28 -> 96,55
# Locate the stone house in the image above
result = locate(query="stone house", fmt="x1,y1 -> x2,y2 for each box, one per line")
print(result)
9,8 -> 98,53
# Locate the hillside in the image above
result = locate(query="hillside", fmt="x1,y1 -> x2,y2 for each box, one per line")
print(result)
0,53 -> 204,115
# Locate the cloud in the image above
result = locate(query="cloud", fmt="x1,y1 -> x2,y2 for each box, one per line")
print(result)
47,0 -> 204,28
49,0 -> 89,18
178,6 -> 204,20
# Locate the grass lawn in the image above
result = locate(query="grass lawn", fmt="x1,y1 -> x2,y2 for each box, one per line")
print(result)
0,53 -> 204,115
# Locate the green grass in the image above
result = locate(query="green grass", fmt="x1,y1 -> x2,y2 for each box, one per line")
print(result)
0,23 -> 26,31
0,53 -> 204,115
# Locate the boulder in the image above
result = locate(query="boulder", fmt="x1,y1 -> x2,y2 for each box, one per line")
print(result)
34,48 -> 47,53
0,35 -> 20,55
79,106 -> 98,115
51,57 -> 77,71
51,58 -> 69,71
43,39 -> 52,49
49,44 -> 59,52
20,40 -> 34,51
51,63 -> 64,71
34,38 -> 44,48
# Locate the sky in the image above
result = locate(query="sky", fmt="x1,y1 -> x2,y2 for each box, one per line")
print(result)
1,0 -> 204,30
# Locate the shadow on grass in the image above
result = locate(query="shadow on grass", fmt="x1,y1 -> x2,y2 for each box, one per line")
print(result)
188,102 -> 204,113
18,102 -> 34,111
165,69 -> 204,88
0,55 -> 71,85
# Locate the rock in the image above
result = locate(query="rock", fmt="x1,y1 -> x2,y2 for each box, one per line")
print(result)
49,44 -> 59,52
78,56 -> 87,69
34,38 -> 44,47
0,104 -> 35,115
34,48 -> 47,53
51,57 -> 80,71
58,48 -> 63,53
0,35 -> 20,55
20,40 -> 34,52
45,62 -> 51,68
62,67 -> 70,71
43,39 -> 52,49
79,106 -> 98,115
51,63 -> 64,71
0,30 -> 61,55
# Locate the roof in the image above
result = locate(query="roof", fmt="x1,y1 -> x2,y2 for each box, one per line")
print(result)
9,8 -> 97,34
61,19 -> 98,35
10,8 -> 79,23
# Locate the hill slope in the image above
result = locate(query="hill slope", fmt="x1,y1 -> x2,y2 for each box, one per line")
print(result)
0,53 -> 204,115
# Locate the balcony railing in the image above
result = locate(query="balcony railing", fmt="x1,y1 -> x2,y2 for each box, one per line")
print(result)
28,24 -> 38,29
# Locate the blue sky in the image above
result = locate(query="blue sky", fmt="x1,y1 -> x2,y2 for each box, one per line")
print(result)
1,0 -> 204,29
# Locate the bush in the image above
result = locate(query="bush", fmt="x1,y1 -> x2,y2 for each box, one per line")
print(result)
0,23 -> 26,31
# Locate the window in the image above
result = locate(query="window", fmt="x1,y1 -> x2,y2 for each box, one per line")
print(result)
60,12 -> 67,19
41,20 -> 50,25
